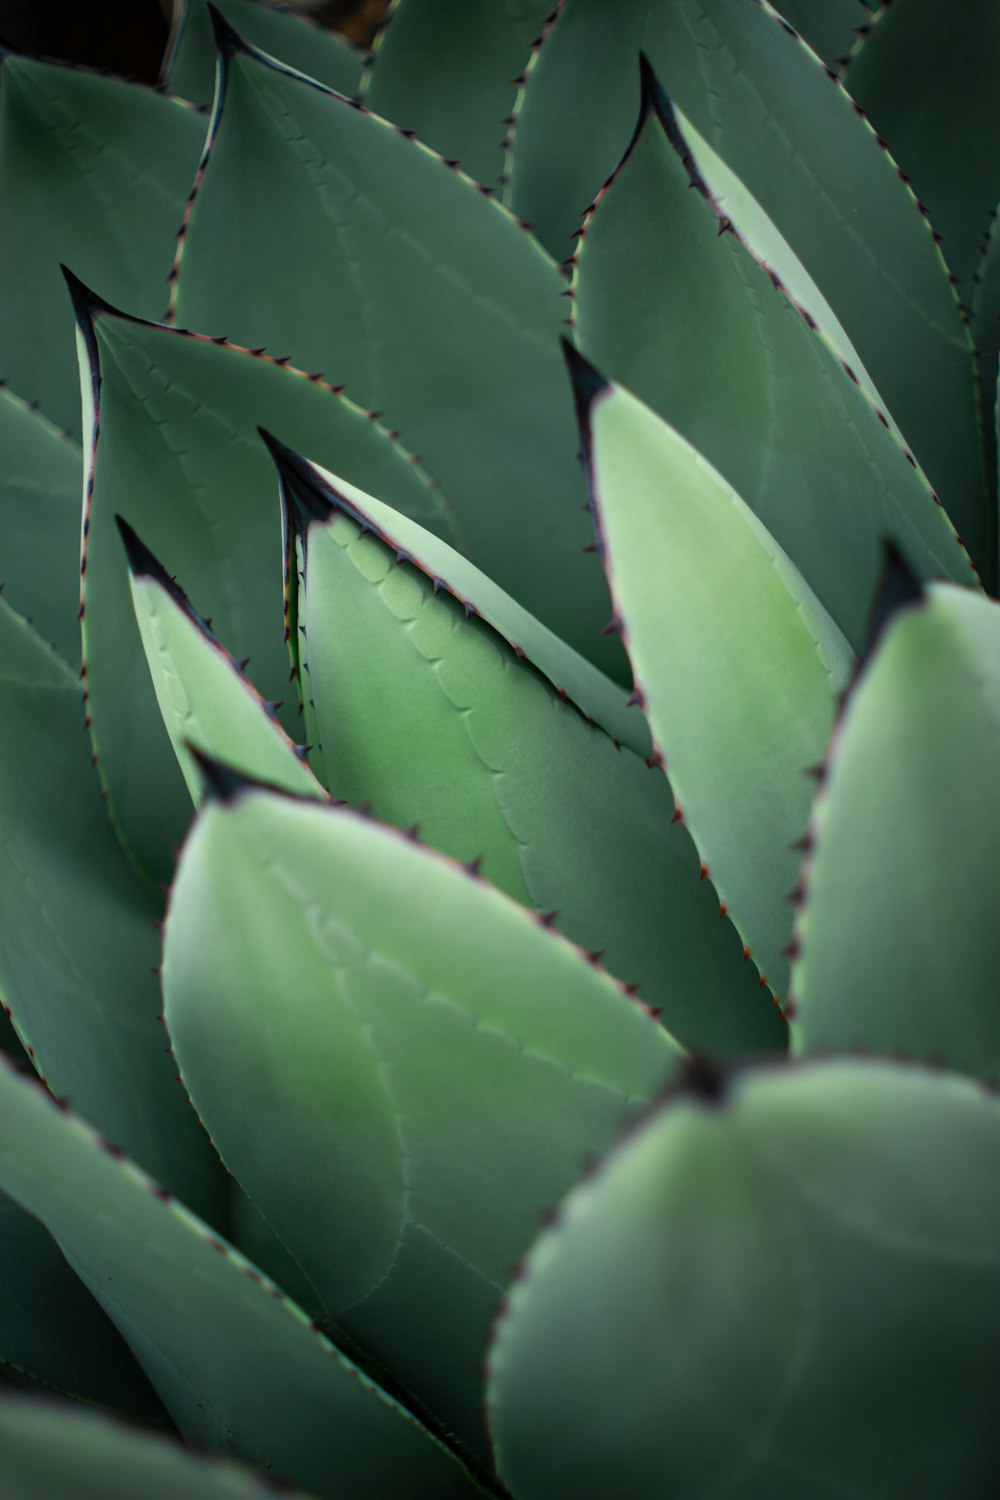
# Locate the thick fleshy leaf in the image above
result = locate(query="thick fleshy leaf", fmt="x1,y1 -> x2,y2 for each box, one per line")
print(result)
0,1057 -> 483,1499
173,21 -> 621,679
163,0 -> 363,108
275,446 -> 785,1058
0,597 -> 222,1221
570,355 -> 853,1001
846,0 -> 1000,293
163,773 -> 682,1459
0,386 -> 82,662
0,1398 -> 322,1500
0,1197 -> 166,1419
0,57 -> 203,435
363,0 -> 552,188
511,0 -> 988,580
488,1059 -> 1000,1500
71,285 -> 447,882
119,518 -> 324,803
572,71 -> 976,649
270,437 -> 648,757
773,0 -> 871,68
790,575 -> 1000,1081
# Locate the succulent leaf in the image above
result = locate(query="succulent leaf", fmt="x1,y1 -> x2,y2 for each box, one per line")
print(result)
0,596 -> 223,1220
363,0 -> 553,190
73,290 -> 446,882
572,66 -> 977,649
173,23 -> 623,677
512,0 -> 988,581
845,0 -> 1000,295
119,517 -> 325,803
0,1196 -> 167,1420
0,384 -> 82,662
0,1398 -> 330,1500
771,0 -> 872,69
163,0 -> 363,110
279,448 -> 785,1057
0,1055 -> 484,1499
162,775 -> 683,1458
569,354 -> 853,1000
790,578 -> 1000,1080
0,56 -> 204,435
488,1059 -> 1000,1500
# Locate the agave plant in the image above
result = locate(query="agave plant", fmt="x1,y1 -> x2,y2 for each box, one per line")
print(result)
0,0 -> 998,1495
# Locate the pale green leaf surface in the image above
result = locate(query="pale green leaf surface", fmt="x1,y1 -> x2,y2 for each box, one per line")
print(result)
489,1059 -> 1000,1500
173,37 -> 623,679
772,0 -> 871,68
164,0 -> 363,109
573,90 -> 976,649
0,1195 -> 166,1420
511,0 -> 988,579
0,1399 -> 324,1500
0,1058 -> 483,1500
163,783 -> 681,1458
0,597 -> 222,1221
0,58 -> 203,435
277,449 -> 650,756
0,387 -> 82,662
289,463 -> 784,1058
123,525 -> 324,803
77,302 -> 447,882
791,584 -> 1000,1080
846,0 -> 1000,293
575,365 -> 853,1001
364,0 -> 552,188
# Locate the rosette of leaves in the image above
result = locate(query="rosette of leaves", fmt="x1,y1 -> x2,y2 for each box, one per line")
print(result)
1,1 -> 999,1497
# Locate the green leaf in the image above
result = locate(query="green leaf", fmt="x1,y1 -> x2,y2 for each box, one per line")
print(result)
0,57 -> 204,436
772,0 -> 872,68
488,1058 -> 1000,1500
845,0 -> 1000,294
511,0 -> 988,581
790,568 -> 1000,1082
0,1398 -> 326,1500
173,22 -> 622,679
163,0 -> 363,109
274,444 -> 785,1058
569,354 -> 853,1003
0,597 -> 223,1221
0,1195 -> 166,1420
363,0 -> 552,189
0,1057 -> 484,1499
572,70 -> 977,650
163,771 -> 682,1459
71,283 -> 448,883
0,386 -> 82,663
119,518 -> 324,803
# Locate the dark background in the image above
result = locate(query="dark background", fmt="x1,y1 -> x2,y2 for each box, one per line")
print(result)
0,1 -> 388,81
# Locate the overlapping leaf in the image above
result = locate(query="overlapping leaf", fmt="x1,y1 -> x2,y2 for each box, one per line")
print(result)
363,0 -> 552,189
791,573 -> 1000,1081
120,517 -> 324,803
569,353 -> 853,1001
172,21 -> 622,678
572,68 -> 976,648
72,287 -> 448,880
489,1060 -> 1000,1500
511,0 -> 988,579
0,57 -> 203,435
163,773 -> 682,1459
0,597 -> 222,1219
0,1056 -> 482,1500
276,446 -> 784,1057
163,0 -> 363,109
